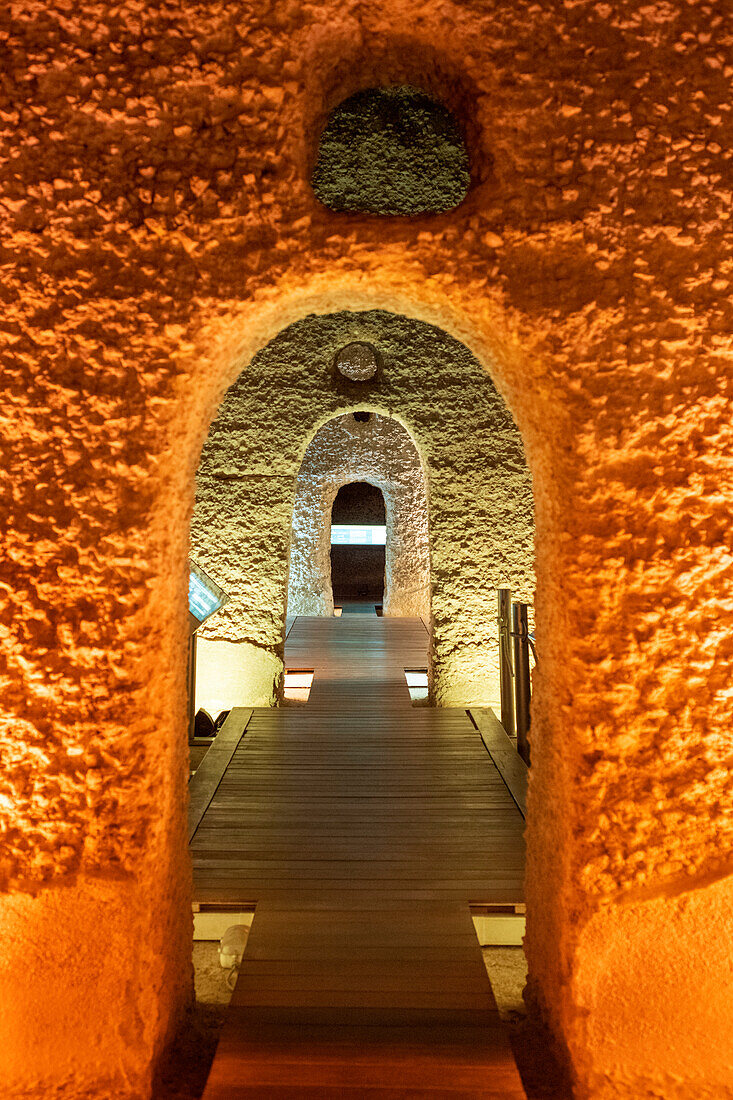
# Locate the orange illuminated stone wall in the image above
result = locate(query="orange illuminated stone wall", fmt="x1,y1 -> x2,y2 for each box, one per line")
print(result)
1,2 -> 730,1097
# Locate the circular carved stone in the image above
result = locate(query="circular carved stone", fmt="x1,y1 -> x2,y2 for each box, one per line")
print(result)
335,342 -> 378,381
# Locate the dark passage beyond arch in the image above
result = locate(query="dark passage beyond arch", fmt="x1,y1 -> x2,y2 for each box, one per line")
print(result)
330,481 -> 386,608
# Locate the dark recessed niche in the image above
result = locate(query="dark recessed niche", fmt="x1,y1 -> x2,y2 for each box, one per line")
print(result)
330,482 -> 386,605
335,342 -> 379,381
332,480 -> 386,525
353,411 -> 371,423
312,85 -> 470,216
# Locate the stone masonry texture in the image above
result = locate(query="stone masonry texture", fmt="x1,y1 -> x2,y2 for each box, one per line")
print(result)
311,84 -> 470,215
0,1 -> 731,1096
286,413 -> 431,620
192,311 -> 533,705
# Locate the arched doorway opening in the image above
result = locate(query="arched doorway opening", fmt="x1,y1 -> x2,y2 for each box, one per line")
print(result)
191,309 -> 533,710
329,480 -> 386,612
183,305 -> 538,1091
3,5 -> 726,1092
286,411 -> 431,623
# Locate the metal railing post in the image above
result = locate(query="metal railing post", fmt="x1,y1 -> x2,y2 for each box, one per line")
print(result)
187,632 -> 197,744
512,602 -> 531,764
497,588 -> 515,736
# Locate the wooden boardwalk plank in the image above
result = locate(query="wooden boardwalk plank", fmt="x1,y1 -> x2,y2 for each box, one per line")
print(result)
197,616 -> 526,1097
188,707 -> 252,843
468,709 -> 529,819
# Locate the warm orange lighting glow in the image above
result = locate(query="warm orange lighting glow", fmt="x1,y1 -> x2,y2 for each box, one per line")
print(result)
1,0 -> 729,1097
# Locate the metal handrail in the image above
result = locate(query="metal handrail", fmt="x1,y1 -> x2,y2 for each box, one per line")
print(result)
497,589 -> 534,766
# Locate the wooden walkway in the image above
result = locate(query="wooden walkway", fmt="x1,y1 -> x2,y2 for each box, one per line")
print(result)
193,616 -> 526,1097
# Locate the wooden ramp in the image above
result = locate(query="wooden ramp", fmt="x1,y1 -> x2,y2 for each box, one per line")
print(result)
193,616 -> 526,1097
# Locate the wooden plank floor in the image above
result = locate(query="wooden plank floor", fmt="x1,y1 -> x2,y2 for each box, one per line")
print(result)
195,616 -> 526,1097
188,708 -> 253,842
469,710 -> 529,820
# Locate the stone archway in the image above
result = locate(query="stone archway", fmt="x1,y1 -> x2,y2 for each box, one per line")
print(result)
287,413 -> 430,620
190,309 -> 534,710
2,3 -> 730,1096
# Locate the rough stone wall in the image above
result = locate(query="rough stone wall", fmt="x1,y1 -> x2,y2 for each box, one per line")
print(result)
287,413 -> 430,619
191,311 -> 533,708
1,1 -> 731,1097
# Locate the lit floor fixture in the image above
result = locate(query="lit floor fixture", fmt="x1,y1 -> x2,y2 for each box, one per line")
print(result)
283,670 -> 314,703
404,669 -> 428,703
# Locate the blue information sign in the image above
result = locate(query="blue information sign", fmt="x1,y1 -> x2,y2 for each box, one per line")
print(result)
188,560 -> 228,632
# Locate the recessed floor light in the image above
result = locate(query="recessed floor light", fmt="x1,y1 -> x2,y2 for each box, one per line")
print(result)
404,669 -> 428,703
284,670 -> 314,703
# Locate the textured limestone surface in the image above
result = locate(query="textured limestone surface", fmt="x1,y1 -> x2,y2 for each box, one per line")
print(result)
191,311 -> 534,706
311,85 -> 470,215
287,413 -> 430,619
570,873 -> 733,1099
1,0 -> 731,1096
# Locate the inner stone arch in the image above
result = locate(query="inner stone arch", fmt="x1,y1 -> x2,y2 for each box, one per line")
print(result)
287,413 -> 430,619
190,307 -> 534,712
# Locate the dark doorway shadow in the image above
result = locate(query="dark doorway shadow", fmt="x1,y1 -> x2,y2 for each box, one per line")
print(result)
330,481 -> 386,612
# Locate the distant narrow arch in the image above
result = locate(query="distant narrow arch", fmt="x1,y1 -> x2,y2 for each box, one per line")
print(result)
330,481 -> 386,609
287,413 -> 430,618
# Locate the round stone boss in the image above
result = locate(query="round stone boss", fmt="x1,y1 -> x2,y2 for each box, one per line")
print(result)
334,341 -> 379,381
